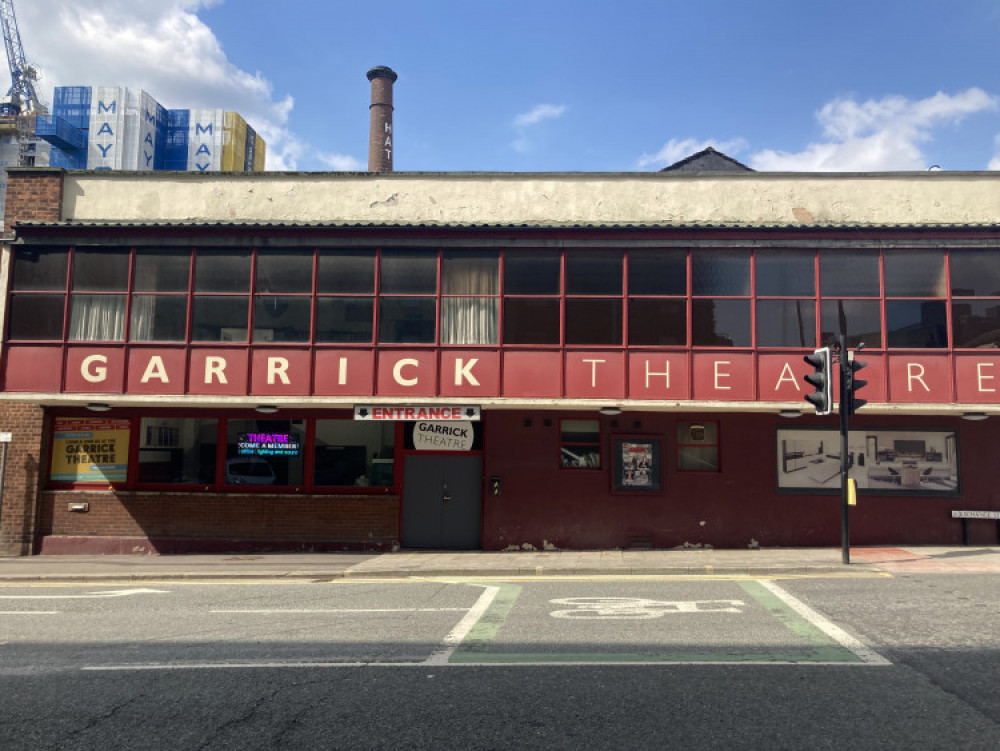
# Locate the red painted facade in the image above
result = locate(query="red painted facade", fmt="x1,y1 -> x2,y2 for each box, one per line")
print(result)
6,345 -> 1000,404
2,168 -> 1000,556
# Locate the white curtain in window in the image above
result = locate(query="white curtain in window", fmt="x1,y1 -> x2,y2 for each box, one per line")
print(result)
441,257 -> 499,344
129,295 -> 156,341
69,295 -> 126,341
442,298 -> 499,344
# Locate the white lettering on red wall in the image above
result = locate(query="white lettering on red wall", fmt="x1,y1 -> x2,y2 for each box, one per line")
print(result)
3,346 -> 997,405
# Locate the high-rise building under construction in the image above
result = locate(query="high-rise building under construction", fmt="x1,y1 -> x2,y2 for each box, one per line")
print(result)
35,86 -> 266,172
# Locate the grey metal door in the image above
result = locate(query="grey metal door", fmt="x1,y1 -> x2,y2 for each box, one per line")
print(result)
401,454 -> 482,549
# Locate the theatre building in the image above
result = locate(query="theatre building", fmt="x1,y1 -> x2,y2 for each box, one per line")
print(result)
1,165 -> 1000,555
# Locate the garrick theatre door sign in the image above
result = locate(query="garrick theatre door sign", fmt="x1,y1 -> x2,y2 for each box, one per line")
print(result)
393,412 -> 484,550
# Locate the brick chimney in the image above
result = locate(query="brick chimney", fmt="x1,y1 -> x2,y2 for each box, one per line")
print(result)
367,66 -> 397,172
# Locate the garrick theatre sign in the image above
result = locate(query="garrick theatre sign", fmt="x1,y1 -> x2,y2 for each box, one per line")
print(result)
11,346 -> 1000,404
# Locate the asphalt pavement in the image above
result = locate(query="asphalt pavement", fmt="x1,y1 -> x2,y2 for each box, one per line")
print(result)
2,544 -> 999,582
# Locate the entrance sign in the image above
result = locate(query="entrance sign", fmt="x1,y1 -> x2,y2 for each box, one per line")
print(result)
412,421 -> 475,451
355,405 -> 480,421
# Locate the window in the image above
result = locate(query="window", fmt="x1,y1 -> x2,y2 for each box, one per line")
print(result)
628,249 -> 687,346
316,250 -> 375,343
137,417 -> 217,484
192,249 -> 251,342
69,249 -> 129,341
47,412 -> 402,492
819,250 -> 881,348
691,251 -> 751,346
755,250 -> 816,348
950,250 -> 1000,349
884,251 -> 946,348
677,421 -> 719,471
756,299 -> 816,347
378,250 -> 437,343
565,250 -> 622,345
561,419 -> 601,468
14,243 -> 1000,357
225,419 -> 305,486
130,248 -> 190,342
254,250 -> 313,342
314,420 -> 395,486
441,251 -> 498,344
503,251 -> 561,344
7,246 -> 68,340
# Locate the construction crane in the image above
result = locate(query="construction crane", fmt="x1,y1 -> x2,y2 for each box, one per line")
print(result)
0,0 -> 43,114
0,0 -> 45,170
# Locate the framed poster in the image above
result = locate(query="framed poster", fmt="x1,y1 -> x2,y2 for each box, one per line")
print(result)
614,437 -> 661,492
776,427 -> 959,495
50,417 -> 131,483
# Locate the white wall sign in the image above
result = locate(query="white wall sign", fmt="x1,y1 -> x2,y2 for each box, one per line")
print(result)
412,421 -> 475,451
355,405 -> 480,421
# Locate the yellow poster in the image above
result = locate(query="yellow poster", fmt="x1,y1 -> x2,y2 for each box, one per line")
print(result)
51,418 -> 130,483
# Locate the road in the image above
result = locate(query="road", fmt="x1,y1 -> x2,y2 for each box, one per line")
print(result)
1,572 -> 997,750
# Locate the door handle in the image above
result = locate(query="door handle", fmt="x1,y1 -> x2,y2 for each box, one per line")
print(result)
443,483 -> 452,503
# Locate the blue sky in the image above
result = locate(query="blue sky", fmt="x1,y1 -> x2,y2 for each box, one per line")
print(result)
18,0 -> 1000,171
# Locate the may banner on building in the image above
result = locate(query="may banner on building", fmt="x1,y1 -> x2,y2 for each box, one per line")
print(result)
50,418 -> 130,483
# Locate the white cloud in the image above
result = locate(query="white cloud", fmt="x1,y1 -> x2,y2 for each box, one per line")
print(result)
514,104 -> 567,128
989,135 -> 1000,171
637,138 -> 749,170
751,89 -> 998,171
17,0 -> 330,170
511,103 -> 566,153
316,152 -> 365,171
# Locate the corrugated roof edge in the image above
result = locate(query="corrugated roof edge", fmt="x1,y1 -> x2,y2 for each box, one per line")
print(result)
13,220 -> 1000,231
10,166 -> 1000,180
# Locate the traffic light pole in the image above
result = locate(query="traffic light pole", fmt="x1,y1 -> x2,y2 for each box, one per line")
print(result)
804,336 -> 866,565
838,335 -> 851,565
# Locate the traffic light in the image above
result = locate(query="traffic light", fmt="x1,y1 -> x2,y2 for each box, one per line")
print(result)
847,353 -> 868,415
803,347 -> 833,415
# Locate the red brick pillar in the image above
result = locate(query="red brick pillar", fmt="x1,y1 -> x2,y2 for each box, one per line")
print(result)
0,403 -> 46,555
1,169 -> 62,554
367,66 -> 397,172
3,167 -> 64,233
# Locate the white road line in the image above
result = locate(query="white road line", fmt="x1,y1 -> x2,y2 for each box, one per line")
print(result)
0,588 -> 168,600
758,579 -> 890,665
0,611 -> 59,615
210,608 -> 470,614
83,659 -> 886,672
424,585 -> 500,666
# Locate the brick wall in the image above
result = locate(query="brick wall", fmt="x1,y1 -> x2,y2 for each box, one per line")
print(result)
3,168 -> 64,233
0,170 -> 64,554
0,402 -> 46,555
37,489 -> 400,554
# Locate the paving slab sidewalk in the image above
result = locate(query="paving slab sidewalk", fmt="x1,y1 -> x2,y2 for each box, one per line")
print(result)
2,546 -> 996,582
